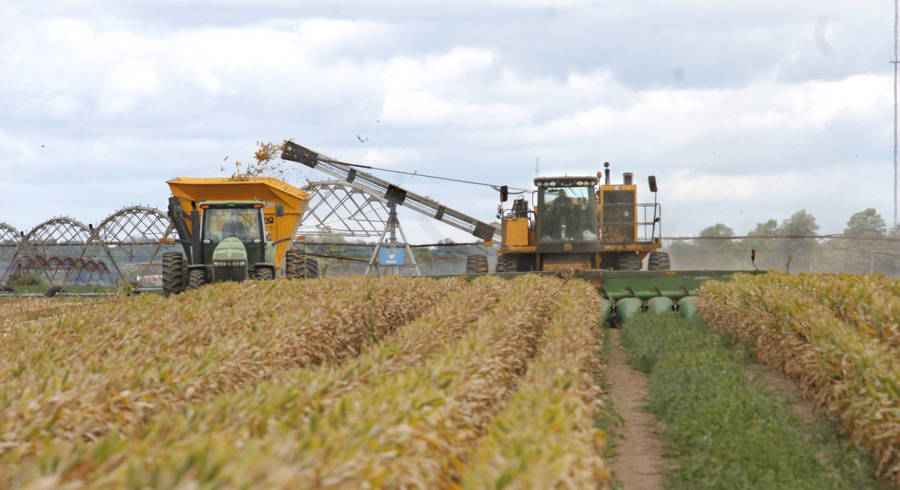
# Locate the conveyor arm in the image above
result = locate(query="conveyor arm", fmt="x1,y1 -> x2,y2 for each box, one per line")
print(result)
281,142 -> 501,241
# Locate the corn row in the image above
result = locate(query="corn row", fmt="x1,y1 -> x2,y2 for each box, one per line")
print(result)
0,276 -> 460,458
0,297 -> 102,330
742,273 -> 900,350
459,279 -> 613,489
290,274 -> 563,488
30,275 -> 563,489
698,273 -> 900,483
3,276 -> 505,487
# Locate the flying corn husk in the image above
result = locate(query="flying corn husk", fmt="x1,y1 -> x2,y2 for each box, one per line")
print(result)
698,273 -> 900,484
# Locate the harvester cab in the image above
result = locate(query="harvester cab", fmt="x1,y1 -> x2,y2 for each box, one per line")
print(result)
494,163 -> 668,273
162,177 -> 319,296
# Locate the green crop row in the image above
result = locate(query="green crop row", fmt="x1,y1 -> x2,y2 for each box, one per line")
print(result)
698,272 -> 900,484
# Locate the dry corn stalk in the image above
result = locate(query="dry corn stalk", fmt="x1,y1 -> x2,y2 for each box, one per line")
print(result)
3,276 -> 489,487
459,279 -> 613,489
0,275 -> 460,471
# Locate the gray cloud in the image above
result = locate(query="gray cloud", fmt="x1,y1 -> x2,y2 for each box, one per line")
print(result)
1,0 -> 896,240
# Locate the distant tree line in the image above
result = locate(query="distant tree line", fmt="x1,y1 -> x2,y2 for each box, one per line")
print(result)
667,209 -> 900,276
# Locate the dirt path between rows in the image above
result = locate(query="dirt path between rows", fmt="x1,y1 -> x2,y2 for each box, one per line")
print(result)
606,329 -> 664,490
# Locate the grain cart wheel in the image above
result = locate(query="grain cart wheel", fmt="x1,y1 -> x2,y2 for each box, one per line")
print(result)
465,254 -> 488,274
496,254 -> 517,272
647,251 -> 671,271
252,267 -> 275,281
616,253 -> 642,271
162,252 -> 185,296
188,268 -> 207,290
286,251 -> 319,279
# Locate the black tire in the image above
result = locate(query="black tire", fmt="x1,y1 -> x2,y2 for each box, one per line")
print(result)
496,254 -> 518,272
466,254 -> 488,274
252,266 -> 274,281
647,251 -> 671,271
162,252 -> 185,296
188,268 -> 207,289
616,253 -> 642,271
286,251 -> 319,279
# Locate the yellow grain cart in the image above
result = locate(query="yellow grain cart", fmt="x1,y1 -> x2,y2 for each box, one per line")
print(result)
163,177 -> 317,295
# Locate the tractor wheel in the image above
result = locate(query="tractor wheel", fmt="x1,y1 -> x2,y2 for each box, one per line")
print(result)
188,268 -> 207,290
252,267 -> 275,281
616,253 -> 642,271
496,254 -> 518,272
286,251 -> 319,279
162,252 -> 185,296
465,254 -> 489,274
647,251 -> 671,271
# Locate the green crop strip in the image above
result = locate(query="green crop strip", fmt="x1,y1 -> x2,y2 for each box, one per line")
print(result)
619,313 -> 887,490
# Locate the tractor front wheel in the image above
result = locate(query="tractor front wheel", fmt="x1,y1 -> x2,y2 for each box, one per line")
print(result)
252,267 -> 274,281
188,269 -> 207,290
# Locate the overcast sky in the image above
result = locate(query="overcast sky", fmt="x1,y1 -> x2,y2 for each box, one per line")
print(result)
1,0 -> 897,243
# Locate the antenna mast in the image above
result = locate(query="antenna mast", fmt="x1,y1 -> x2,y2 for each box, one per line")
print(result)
894,0 -> 899,227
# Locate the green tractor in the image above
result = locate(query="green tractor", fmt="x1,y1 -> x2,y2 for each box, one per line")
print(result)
162,177 -> 318,296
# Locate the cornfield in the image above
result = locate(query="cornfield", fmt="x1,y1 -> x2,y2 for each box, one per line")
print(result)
0,275 -> 613,489
697,272 -> 900,484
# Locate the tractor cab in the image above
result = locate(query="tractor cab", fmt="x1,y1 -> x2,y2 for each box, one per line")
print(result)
534,176 -> 599,252
197,201 -> 270,282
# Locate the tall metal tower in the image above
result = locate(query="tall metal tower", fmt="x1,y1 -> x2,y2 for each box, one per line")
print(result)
895,0 -> 899,227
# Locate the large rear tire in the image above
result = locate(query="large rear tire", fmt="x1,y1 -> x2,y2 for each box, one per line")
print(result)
162,252 -> 185,296
616,253 -> 642,271
188,268 -> 207,290
647,251 -> 671,271
286,251 -> 319,279
465,254 -> 488,274
496,254 -> 517,272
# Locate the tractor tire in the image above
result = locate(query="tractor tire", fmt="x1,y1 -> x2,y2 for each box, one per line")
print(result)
616,253 -> 643,271
465,254 -> 489,274
647,251 -> 671,271
188,268 -> 207,290
252,267 -> 275,281
496,254 -> 518,272
286,251 -> 319,279
162,252 -> 185,296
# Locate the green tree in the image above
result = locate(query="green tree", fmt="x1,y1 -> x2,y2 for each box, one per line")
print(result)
744,219 -> 778,251
844,209 -> 886,238
695,224 -> 741,267
777,210 -> 819,272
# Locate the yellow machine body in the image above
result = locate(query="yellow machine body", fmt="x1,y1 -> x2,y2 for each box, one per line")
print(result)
166,177 -> 310,268
496,173 -> 661,272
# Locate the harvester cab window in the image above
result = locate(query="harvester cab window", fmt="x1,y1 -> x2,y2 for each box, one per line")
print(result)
203,208 -> 262,243
539,186 -> 598,241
